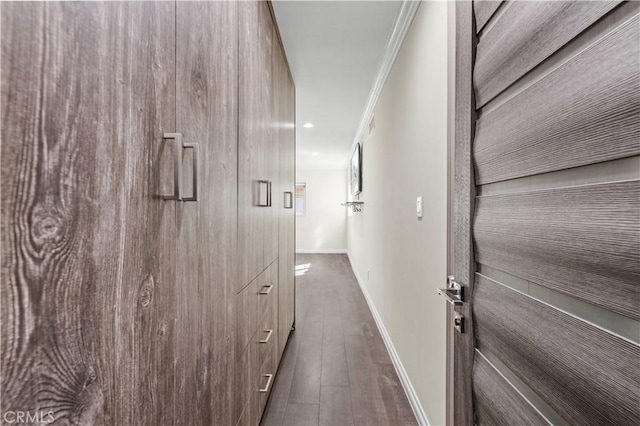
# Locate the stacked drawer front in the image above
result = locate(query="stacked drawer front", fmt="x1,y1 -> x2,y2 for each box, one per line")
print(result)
235,261 -> 279,426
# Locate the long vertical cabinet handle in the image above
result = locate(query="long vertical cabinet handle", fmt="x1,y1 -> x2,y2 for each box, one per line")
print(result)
284,191 -> 293,209
267,181 -> 272,207
258,181 -> 269,207
162,133 -> 183,200
181,142 -> 199,202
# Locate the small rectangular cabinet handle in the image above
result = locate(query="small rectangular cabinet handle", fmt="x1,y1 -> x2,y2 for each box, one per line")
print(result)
162,133 -> 183,200
259,329 -> 273,344
259,285 -> 273,295
258,180 -> 269,207
181,142 -> 199,202
259,374 -> 273,393
284,191 -> 293,209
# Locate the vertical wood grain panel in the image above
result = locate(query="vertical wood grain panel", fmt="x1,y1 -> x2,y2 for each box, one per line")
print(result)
474,13 -> 640,184
262,2 -> 279,269
1,2 -> 175,423
239,0 -> 265,290
474,180 -> 640,320
474,274 -> 640,425
275,29 -> 296,362
453,2 -> 476,425
474,1 -> 619,106
473,350 -> 548,426
175,2 -> 238,425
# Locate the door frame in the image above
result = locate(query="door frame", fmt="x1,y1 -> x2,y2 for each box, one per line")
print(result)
446,1 -> 476,425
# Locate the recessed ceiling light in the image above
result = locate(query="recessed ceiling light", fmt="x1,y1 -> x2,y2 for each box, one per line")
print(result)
312,152 -> 319,156
303,123 -> 314,128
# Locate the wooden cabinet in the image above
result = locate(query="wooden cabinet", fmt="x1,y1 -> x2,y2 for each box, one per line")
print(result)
1,2 -> 293,425
238,1 -> 283,291
175,2 -> 238,425
1,2 -> 177,423
275,29 -> 297,362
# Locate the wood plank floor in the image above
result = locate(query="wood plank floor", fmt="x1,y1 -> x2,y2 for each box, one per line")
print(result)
261,254 -> 418,426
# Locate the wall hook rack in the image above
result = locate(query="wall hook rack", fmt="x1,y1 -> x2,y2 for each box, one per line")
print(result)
341,201 -> 364,212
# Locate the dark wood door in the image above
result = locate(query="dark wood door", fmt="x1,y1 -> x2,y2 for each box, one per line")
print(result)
174,2 -> 238,425
1,2 -> 176,423
239,0 -> 266,290
450,1 -> 640,425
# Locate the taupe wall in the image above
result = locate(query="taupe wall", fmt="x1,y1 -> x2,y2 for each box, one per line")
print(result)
346,2 -> 448,424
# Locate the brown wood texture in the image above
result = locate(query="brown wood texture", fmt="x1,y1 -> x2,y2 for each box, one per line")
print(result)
239,0 -> 266,290
276,31 -> 296,362
474,180 -> 640,320
0,2 -> 176,423
474,13 -> 640,185
453,2 -> 477,425
175,2 -> 238,425
474,274 -> 640,425
474,1 -> 619,107
473,350 -> 548,426
263,2 -> 279,270
473,1 -> 502,34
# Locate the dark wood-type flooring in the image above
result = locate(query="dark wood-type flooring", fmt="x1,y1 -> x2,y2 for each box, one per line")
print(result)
261,254 -> 418,426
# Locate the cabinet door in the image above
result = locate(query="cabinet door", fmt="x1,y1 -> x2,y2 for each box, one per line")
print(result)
238,0 -> 266,289
1,2 -> 176,424
262,3 -> 279,269
276,45 -> 297,360
175,2 -> 238,425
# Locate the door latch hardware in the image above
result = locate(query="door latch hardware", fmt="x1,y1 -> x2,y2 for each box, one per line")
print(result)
454,314 -> 465,334
437,275 -> 465,306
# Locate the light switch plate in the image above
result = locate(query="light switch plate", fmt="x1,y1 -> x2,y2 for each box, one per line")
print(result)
416,196 -> 423,219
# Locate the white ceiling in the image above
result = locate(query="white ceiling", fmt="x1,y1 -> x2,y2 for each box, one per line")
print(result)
272,1 -> 403,170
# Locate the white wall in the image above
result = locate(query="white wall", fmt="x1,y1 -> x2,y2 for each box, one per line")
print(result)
296,169 -> 347,253
347,2 -> 448,425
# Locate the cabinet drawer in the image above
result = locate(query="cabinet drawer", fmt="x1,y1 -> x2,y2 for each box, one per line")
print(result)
254,343 -> 277,424
257,261 -> 278,322
236,276 -> 259,357
257,298 -> 278,369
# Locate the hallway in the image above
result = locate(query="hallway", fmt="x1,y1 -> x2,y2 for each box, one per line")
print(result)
262,255 -> 417,426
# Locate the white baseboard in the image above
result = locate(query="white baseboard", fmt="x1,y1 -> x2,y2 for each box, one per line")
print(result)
296,249 -> 348,254
347,252 -> 430,426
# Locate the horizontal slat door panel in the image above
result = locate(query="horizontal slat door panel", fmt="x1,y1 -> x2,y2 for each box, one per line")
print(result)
474,1 -> 502,34
474,14 -> 640,184
474,274 -> 640,426
473,350 -> 549,426
474,180 -> 640,320
474,1 -> 619,107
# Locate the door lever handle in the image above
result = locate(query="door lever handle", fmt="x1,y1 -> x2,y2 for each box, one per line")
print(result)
437,275 -> 464,306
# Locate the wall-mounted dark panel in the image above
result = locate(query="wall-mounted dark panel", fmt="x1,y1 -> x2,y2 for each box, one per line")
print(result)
475,180 -> 640,320
475,1 -> 619,107
474,14 -> 640,184
474,274 -> 640,426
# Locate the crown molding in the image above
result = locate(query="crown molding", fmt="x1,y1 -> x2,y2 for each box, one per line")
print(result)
349,0 -> 421,156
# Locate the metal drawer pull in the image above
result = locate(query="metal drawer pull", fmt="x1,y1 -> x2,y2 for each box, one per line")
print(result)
258,180 -> 269,207
259,374 -> 273,393
284,191 -> 293,209
162,133 -> 182,200
259,285 -> 273,295
181,142 -> 199,202
436,276 -> 464,306
260,329 -> 273,343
